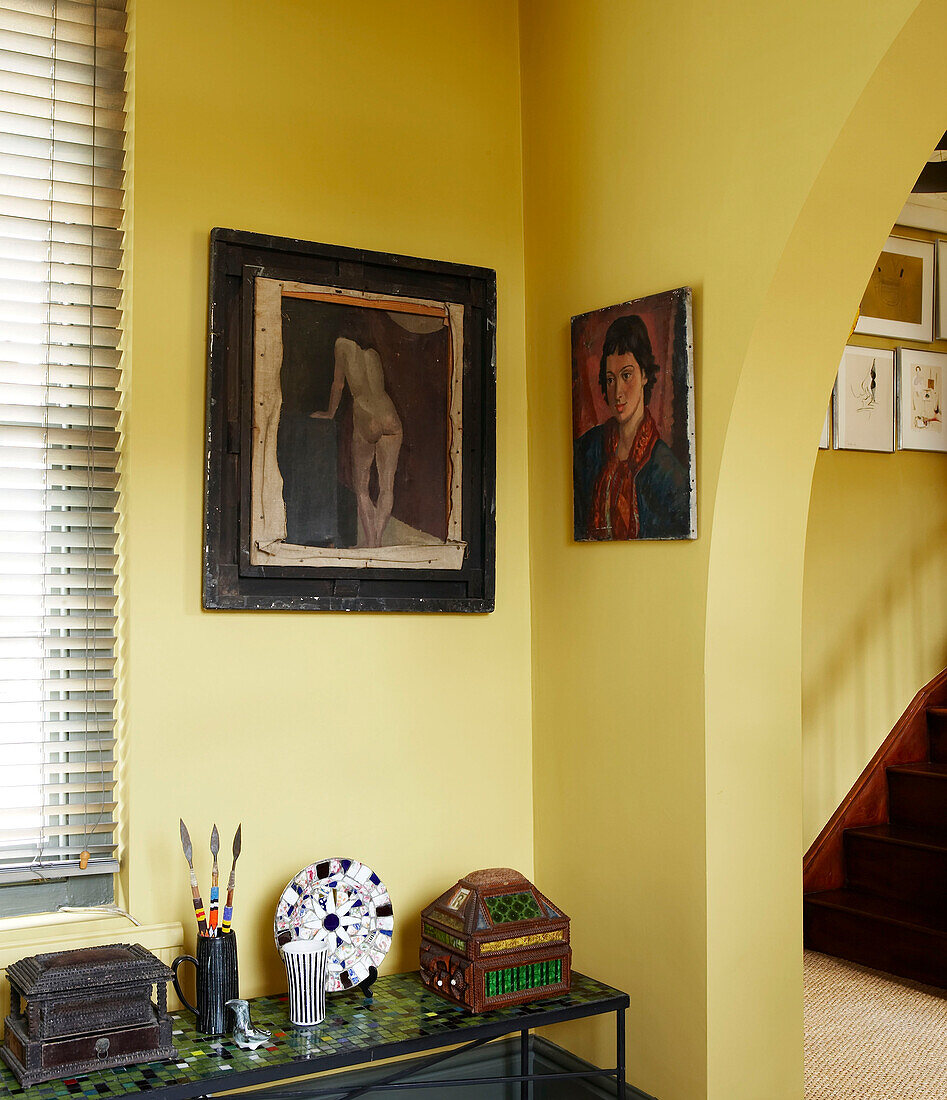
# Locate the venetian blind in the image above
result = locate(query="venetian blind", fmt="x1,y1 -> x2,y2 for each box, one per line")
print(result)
0,0 -> 124,882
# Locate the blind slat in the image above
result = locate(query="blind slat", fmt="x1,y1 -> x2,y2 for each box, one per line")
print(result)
0,844 -> 117,861
0,7 -> 125,49
0,830 -> 117,846
0,23 -> 125,69
0,800 -> 116,820
0,735 -> 115,752
0,46 -> 125,90
1,214 -> 122,245
0,649 -> 114,669
0,128 -> 124,171
1,0 -> 124,31
11,779 -> 114,796
0,191 -> 121,228
0,753 -> 116,771
0,362 -> 120,387
0,256 -> 121,288
0,66 -> 125,112
0,384 -> 120,410
0,232 -> 123,270
0,575 -> 116,591
0,423 -> 118,448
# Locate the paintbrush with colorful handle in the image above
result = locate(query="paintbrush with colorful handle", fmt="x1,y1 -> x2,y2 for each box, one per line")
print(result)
221,823 -> 241,935
179,819 -> 209,937
209,824 -> 220,935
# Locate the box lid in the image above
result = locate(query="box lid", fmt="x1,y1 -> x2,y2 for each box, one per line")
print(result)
422,867 -> 570,938
6,943 -> 173,997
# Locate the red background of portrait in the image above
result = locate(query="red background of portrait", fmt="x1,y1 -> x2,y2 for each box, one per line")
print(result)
571,292 -> 682,447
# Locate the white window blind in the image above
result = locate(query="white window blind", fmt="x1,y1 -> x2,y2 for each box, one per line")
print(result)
0,0 -> 125,884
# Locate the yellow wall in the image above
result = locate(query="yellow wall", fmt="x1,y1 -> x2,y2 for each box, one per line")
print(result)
803,448 -> 947,844
519,2 -> 945,1099
802,224 -> 947,846
124,0 -> 534,998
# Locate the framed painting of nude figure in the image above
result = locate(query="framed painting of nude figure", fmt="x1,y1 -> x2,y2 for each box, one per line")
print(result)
203,229 -> 496,611
572,287 -> 696,542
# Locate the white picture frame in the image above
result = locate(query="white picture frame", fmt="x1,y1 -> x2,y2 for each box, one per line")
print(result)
854,235 -> 934,342
819,389 -> 833,449
833,346 -> 895,452
936,239 -> 947,339
897,347 -> 947,452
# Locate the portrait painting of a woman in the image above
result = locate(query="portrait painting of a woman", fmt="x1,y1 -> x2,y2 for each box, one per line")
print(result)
572,288 -> 696,541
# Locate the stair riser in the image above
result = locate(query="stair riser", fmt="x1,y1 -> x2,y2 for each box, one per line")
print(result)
804,901 -> 947,988
928,719 -> 947,765
845,834 -> 947,910
887,772 -> 947,832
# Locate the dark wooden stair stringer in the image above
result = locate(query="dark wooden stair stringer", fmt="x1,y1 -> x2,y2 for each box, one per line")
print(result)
804,669 -> 947,987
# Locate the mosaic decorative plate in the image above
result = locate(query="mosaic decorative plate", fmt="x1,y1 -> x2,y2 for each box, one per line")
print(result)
274,858 -> 393,992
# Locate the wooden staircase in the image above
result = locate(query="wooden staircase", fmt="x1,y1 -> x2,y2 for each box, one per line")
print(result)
804,701 -> 947,987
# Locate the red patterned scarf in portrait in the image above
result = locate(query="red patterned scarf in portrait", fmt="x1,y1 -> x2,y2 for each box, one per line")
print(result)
587,411 -> 660,540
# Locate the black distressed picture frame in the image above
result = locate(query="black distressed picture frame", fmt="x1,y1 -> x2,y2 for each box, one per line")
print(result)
202,229 -> 496,612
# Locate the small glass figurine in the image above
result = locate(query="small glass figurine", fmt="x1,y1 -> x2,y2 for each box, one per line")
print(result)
225,999 -> 272,1049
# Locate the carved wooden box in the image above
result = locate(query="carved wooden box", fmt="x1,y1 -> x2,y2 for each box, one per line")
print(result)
1,943 -> 175,1086
419,868 -> 571,1013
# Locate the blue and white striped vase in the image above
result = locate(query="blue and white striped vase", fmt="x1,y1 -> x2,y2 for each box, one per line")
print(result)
280,940 -> 329,1027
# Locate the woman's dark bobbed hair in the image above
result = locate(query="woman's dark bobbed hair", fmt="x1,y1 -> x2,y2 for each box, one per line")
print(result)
598,314 -> 659,404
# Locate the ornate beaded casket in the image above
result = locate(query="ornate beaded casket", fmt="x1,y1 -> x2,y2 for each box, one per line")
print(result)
1,943 -> 175,1087
419,868 -> 570,1013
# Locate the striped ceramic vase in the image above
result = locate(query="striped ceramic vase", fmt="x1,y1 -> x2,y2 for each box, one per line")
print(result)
281,940 -> 329,1027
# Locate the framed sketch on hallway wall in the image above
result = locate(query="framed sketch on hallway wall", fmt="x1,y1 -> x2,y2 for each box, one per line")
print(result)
854,234 -> 933,342
819,391 -> 833,449
897,347 -> 946,452
833,346 -> 895,452
203,229 -> 496,612
571,287 -> 696,541
937,239 -> 947,340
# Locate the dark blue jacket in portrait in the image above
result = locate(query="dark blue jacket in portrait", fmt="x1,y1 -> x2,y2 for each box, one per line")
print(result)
573,421 -> 691,540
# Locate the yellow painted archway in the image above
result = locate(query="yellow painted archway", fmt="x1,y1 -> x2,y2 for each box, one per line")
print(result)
705,1 -> 947,1095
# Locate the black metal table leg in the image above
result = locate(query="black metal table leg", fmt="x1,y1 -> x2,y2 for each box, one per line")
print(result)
616,1006 -> 626,1097
520,1028 -> 530,1100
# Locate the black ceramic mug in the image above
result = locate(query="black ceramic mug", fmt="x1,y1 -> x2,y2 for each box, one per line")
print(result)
171,932 -> 239,1035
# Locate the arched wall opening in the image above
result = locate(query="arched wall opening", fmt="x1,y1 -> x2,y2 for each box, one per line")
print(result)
705,1 -> 947,1096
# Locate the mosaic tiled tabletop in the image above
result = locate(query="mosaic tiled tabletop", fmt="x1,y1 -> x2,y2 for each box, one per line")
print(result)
0,972 -> 627,1100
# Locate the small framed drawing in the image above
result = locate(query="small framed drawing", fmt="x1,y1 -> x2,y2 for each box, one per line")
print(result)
833,346 -> 895,452
571,287 -> 696,541
936,240 -> 947,339
854,235 -> 933,342
819,391 -> 833,449
897,347 -> 946,452
203,229 -> 496,612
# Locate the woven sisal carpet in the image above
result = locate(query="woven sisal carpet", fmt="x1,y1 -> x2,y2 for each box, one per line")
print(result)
805,949 -> 947,1098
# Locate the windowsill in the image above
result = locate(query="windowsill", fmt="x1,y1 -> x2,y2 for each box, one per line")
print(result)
0,908 -> 139,952
0,913 -> 187,1016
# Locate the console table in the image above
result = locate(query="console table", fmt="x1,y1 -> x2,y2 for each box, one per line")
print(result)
0,972 -> 628,1099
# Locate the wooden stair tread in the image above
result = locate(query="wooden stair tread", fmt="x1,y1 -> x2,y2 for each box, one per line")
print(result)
887,761 -> 947,778
805,889 -> 947,935
927,707 -> 947,717
848,823 -> 947,851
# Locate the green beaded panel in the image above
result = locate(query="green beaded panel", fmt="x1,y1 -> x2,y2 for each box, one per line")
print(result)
484,959 -> 562,1000
483,892 -> 542,924
422,922 -> 466,953
0,971 -> 619,1100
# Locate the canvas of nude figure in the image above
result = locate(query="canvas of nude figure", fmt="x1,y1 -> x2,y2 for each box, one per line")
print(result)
277,296 -> 452,551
